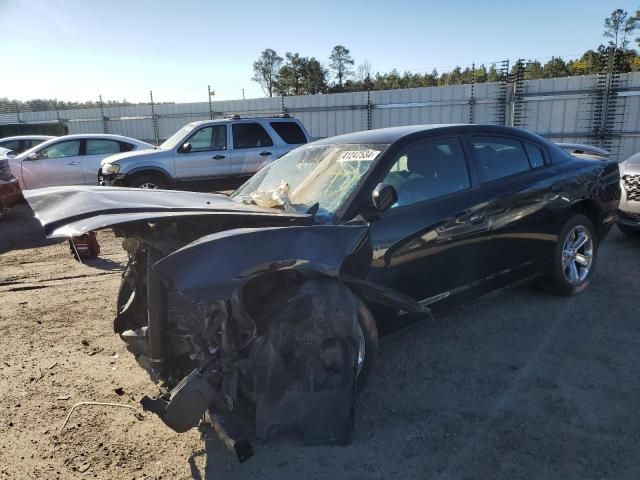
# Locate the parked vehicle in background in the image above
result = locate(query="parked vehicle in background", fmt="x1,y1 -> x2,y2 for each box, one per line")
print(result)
0,147 -> 22,215
26,125 -> 620,459
556,143 -> 610,161
618,151 -> 640,236
0,135 -> 54,154
99,114 -> 310,190
9,134 -> 153,189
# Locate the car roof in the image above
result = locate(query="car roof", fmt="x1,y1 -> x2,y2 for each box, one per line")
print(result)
310,124 -> 547,146
16,134 -> 153,157
187,116 -> 300,127
42,133 -> 149,142
0,135 -> 55,142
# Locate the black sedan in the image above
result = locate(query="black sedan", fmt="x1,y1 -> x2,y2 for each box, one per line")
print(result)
24,124 -> 620,461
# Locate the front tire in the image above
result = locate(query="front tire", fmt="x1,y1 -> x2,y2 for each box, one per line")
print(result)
127,172 -> 169,190
549,214 -> 598,295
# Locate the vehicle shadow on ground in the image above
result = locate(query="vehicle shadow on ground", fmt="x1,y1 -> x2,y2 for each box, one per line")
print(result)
0,201 -> 63,254
82,256 -> 125,272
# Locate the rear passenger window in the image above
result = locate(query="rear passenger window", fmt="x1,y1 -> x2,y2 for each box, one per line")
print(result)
524,143 -> 545,168
119,142 -> 135,152
86,140 -> 121,155
472,137 -> 531,183
233,123 -> 273,149
383,138 -> 471,207
270,122 -> 307,144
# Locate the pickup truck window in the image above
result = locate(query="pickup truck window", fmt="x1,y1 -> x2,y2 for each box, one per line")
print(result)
270,121 -> 307,144
233,123 -> 273,149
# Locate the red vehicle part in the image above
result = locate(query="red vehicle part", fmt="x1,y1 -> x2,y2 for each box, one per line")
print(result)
68,231 -> 101,260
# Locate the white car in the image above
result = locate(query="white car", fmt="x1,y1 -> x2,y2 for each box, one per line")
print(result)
9,134 -> 153,189
0,135 -> 54,154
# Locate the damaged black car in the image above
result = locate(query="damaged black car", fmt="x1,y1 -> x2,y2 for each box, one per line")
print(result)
25,124 -> 621,461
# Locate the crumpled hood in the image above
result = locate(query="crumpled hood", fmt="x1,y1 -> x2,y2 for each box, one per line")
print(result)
24,186 -> 311,238
100,147 -> 161,165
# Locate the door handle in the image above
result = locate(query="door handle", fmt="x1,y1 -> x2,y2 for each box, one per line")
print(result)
259,151 -> 272,156
469,213 -> 486,224
67,161 -> 80,165
212,154 -> 226,160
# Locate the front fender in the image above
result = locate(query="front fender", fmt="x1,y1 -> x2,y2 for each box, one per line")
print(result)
153,225 -> 370,302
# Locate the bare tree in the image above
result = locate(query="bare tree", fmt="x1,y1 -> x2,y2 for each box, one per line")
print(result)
329,45 -> 355,88
252,49 -> 283,97
356,60 -> 372,82
604,9 -> 639,49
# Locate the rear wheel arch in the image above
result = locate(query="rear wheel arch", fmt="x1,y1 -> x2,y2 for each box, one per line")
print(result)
571,199 -> 601,238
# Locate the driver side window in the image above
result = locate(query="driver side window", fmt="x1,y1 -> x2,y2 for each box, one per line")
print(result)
383,137 -> 471,208
38,140 -> 81,159
185,125 -> 227,152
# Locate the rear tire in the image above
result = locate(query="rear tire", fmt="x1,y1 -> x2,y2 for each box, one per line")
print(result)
127,172 -> 169,190
618,223 -> 640,237
548,214 -> 598,295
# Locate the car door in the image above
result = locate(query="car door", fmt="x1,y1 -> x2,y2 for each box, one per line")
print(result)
365,135 -> 492,315
229,122 -> 278,179
466,134 -> 571,279
20,139 -> 83,188
82,139 -> 123,184
174,124 -> 229,182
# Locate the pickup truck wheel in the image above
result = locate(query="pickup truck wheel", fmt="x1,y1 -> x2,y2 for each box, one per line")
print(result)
548,214 -> 598,295
127,173 -> 168,190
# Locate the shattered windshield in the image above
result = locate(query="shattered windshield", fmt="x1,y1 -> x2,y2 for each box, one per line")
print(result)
231,143 -> 388,218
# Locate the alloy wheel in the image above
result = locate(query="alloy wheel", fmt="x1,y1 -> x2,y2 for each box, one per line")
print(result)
561,225 -> 593,284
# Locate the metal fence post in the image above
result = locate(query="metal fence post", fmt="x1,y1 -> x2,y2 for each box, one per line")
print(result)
494,60 -> 510,126
150,90 -> 159,146
281,96 -> 287,115
512,59 -> 526,128
14,101 -> 21,124
98,94 -> 108,133
469,63 -> 476,124
208,85 -> 214,120
367,89 -> 372,130
592,47 -> 624,157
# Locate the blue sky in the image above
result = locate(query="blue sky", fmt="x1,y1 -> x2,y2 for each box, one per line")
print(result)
1,0 -> 637,102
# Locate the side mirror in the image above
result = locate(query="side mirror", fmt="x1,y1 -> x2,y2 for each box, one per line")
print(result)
371,183 -> 398,212
27,152 -> 39,160
180,142 -> 192,153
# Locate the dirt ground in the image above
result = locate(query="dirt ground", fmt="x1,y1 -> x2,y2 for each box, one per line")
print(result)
1,203 -> 640,479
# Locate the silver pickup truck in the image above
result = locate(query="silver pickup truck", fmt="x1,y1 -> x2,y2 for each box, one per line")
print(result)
99,115 -> 311,190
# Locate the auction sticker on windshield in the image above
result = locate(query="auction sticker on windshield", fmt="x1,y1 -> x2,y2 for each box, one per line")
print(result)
338,150 -> 380,162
